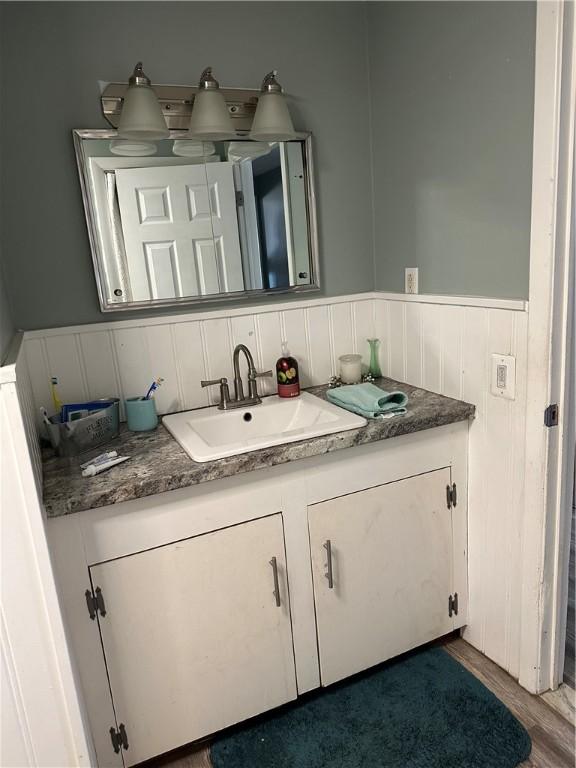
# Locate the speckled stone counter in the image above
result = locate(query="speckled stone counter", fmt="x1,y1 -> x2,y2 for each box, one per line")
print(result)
42,377 -> 475,518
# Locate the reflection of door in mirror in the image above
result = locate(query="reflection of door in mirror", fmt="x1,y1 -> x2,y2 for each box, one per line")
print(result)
253,146 -> 289,290
115,163 -> 243,301
281,143 -> 310,286
230,143 -> 310,292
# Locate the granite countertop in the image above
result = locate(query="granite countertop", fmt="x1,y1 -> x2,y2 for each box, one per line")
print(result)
42,377 -> 475,518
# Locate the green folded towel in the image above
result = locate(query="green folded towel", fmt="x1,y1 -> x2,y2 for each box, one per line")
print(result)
326,382 -> 408,420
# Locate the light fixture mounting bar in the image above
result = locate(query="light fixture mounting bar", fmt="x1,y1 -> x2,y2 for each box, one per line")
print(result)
101,83 -> 260,131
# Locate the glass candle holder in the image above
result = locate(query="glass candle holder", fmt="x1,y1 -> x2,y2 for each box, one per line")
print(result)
339,354 -> 362,384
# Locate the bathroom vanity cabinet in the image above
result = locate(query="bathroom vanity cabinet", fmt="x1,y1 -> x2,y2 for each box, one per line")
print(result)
48,420 -> 469,767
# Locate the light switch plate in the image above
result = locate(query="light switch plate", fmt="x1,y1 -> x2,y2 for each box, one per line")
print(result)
491,354 -> 516,400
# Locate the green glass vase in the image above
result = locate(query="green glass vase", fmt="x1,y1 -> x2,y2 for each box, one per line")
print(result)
368,338 -> 382,378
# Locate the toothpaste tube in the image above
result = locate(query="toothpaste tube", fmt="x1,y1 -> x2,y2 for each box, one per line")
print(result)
80,451 -> 118,470
82,456 -> 129,477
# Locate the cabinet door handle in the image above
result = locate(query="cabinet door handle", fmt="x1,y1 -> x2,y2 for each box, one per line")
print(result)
270,557 -> 281,607
324,540 -> 334,589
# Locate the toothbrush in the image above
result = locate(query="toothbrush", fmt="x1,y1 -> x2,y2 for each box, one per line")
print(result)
144,377 -> 164,400
50,376 -> 63,414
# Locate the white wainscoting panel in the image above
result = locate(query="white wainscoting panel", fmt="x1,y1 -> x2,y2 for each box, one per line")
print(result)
1,338 -> 94,766
374,297 -> 529,680
23,296 -> 376,425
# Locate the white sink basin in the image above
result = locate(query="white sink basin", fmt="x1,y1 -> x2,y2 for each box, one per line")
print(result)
163,392 -> 366,462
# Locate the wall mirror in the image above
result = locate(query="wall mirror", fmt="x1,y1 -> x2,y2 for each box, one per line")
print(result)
74,130 -> 319,311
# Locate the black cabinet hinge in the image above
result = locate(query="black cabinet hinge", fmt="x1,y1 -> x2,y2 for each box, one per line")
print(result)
544,403 -> 559,427
448,593 -> 459,618
85,586 -> 106,620
446,483 -> 457,509
110,723 -> 129,754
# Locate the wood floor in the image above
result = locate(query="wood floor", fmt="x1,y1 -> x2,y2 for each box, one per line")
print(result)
143,636 -> 575,768
444,638 -> 575,768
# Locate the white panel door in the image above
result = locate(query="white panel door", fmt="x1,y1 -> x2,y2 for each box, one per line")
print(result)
309,469 -> 455,686
205,163 -> 245,292
91,514 -> 296,766
115,163 -> 243,301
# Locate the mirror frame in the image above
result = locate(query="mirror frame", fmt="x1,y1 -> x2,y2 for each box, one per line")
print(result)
73,129 -> 320,312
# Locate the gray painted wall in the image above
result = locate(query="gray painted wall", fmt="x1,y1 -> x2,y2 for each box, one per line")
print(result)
0,4 -> 15,361
0,266 -> 15,363
367,1 -> 536,298
0,2 -> 536,330
0,2 -> 373,329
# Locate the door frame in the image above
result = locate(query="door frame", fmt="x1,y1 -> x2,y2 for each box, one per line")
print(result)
519,0 -> 576,694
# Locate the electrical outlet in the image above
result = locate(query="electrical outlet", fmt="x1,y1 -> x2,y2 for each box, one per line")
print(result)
405,267 -> 419,294
491,354 -> 516,400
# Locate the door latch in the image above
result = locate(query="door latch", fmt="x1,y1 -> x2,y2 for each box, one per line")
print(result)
544,403 -> 559,427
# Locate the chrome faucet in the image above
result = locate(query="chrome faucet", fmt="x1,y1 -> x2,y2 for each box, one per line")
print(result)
201,344 -> 272,410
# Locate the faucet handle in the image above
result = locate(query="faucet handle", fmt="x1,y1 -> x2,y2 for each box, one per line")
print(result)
200,377 -> 230,410
201,376 -> 228,388
248,370 -> 273,400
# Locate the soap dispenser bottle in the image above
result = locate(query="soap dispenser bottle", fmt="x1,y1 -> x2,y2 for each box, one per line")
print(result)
276,342 -> 300,398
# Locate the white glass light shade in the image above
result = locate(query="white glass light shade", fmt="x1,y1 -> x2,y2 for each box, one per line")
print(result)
172,140 -> 215,158
110,139 -> 157,156
227,141 -> 272,163
249,92 -> 296,141
118,84 -> 169,141
187,89 -> 235,140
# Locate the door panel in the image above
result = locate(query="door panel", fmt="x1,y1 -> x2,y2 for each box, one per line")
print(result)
91,514 -> 296,766
115,163 -> 243,301
309,469 -> 454,686
205,164 -> 244,293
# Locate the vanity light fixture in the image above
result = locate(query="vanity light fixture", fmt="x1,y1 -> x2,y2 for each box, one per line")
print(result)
117,62 -> 169,141
249,71 -> 296,141
187,67 -> 235,140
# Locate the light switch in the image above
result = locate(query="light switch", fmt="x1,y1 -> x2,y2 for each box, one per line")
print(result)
491,354 -> 516,400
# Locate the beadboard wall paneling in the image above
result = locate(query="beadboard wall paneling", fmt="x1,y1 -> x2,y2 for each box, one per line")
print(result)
374,297 -> 529,680
23,297 -> 377,424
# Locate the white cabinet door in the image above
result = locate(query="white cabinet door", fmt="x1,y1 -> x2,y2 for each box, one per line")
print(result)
90,514 -> 296,766
309,469 -> 455,686
115,162 -> 243,301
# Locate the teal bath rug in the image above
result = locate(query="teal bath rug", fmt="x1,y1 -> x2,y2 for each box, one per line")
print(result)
211,647 -> 531,768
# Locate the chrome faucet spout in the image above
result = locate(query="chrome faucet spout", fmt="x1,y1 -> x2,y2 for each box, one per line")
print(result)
232,344 -> 256,402
201,343 -> 271,410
